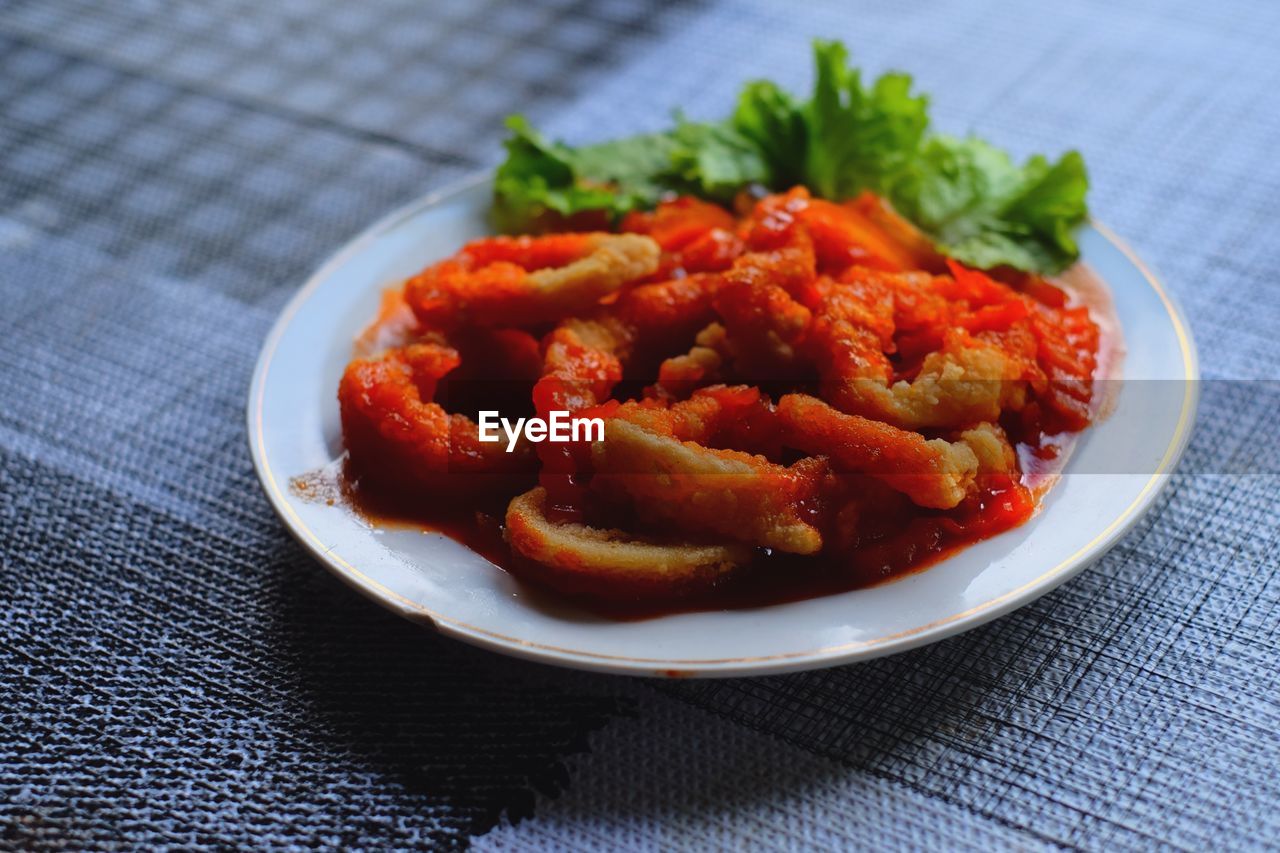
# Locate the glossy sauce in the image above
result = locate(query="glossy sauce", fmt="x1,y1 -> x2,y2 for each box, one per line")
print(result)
302,264 -> 1121,621
298,456 -> 1042,620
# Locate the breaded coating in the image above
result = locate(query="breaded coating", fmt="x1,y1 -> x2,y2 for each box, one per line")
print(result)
713,232 -> 818,378
535,274 -> 720,414
407,233 -> 659,329
535,316 -> 629,414
338,343 -> 535,494
524,233 -> 660,318
655,325 -> 726,399
957,422 -> 1017,475
591,419 -> 826,554
776,394 -> 978,510
824,334 -> 1028,429
341,186 -> 1103,598
808,267 -> 1029,429
505,487 -> 750,598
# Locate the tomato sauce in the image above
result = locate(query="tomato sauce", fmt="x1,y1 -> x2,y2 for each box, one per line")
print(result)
315,190 -> 1120,620
294,417 -> 1065,621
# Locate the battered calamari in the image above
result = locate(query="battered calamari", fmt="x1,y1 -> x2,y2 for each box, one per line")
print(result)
339,187 -> 1102,601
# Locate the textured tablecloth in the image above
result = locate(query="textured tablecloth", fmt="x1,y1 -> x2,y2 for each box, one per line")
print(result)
2,0 -> 1279,849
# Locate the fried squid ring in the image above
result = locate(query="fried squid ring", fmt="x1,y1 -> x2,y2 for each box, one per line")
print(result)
824,333 -> 1031,430
605,385 -> 780,454
534,316 -> 628,415
776,394 -> 979,510
808,268 -> 1033,429
590,418 -> 826,554
712,237 -> 818,379
621,196 -> 744,277
339,342 -> 535,494
407,232 -> 660,329
339,185 -> 1101,601
654,323 -> 727,399
505,487 -> 751,598
533,273 -> 722,414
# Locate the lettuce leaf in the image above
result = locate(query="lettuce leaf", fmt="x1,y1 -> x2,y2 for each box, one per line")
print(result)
491,43 -> 1090,273
800,40 -> 930,199
667,115 -> 772,201
887,137 -> 1088,271
731,80 -> 806,187
492,115 -> 676,231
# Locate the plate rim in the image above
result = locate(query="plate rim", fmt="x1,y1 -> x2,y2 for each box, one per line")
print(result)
247,174 -> 1200,677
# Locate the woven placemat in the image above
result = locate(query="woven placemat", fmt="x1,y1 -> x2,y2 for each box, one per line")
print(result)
2,0 -> 1278,849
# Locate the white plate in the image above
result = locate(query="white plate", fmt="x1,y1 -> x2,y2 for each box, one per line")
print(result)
248,175 -> 1198,678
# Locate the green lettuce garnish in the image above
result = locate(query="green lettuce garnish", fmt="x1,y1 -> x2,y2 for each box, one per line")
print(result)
800,40 -> 930,200
731,81 -> 806,188
666,115 -> 771,202
492,116 -> 675,231
493,41 -> 1088,273
887,136 -> 1088,273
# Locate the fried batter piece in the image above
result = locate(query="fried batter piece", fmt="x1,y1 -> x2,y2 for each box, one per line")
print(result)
1026,301 -> 1099,431
891,262 -> 1099,432
534,316 -> 629,414
776,394 -> 978,510
808,267 -> 1033,429
957,422 -> 1017,475
806,266 -> 897,382
622,196 -> 744,277
591,418 -> 826,554
505,487 -> 751,598
608,385 -> 782,455
826,332 -> 1030,429
407,232 -> 659,329
654,323 -> 728,399
616,273 -> 722,342
533,274 -> 722,414
340,186 -> 1102,601
338,342 -> 535,494
713,239 -> 818,379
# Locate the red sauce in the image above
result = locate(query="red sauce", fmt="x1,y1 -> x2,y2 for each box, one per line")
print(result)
315,189 -> 1122,621
295,446 -> 1044,621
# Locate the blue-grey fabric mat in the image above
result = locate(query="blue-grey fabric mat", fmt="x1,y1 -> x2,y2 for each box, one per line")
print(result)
1,0 -> 1278,849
